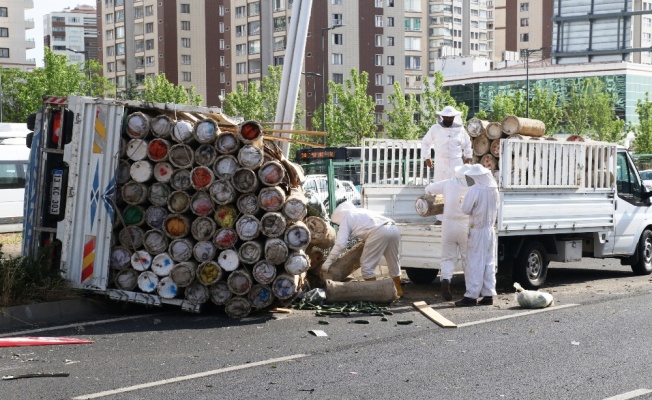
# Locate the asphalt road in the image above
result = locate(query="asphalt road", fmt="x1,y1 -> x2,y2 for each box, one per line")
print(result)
2,258 -> 652,400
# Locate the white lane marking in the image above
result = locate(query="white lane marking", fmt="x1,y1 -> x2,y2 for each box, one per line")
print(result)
603,389 -> 652,400
72,353 -> 308,399
457,304 -> 579,327
0,314 -> 156,338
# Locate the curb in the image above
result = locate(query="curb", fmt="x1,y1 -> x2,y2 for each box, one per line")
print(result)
0,296 -> 115,332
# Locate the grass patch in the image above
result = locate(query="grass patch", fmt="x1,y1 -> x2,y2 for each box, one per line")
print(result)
0,243 -> 77,307
0,233 -> 22,246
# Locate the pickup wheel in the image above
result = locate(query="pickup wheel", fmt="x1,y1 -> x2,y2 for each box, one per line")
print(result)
631,230 -> 652,275
513,240 -> 548,289
404,268 -> 438,285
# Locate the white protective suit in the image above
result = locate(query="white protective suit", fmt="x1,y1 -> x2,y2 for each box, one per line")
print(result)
421,122 -> 473,183
461,166 -> 499,299
322,201 -> 401,280
424,165 -> 471,281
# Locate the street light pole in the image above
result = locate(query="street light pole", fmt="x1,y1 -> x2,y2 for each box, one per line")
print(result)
522,47 -> 546,118
320,24 -> 344,143
66,48 -> 91,96
302,72 -> 321,130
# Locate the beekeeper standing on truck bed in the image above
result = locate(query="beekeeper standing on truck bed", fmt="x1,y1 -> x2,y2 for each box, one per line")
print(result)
321,200 -> 403,297
424,164 -> 472,301
421,105 -> 472,223
456,164 -> 499,307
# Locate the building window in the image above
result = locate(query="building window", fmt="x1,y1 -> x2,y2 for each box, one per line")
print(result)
375,34 -> 383,46
181,21 -> 190,31
405,56 -> 420,69
333,13 -> 342,26
375,54 -> 382,66
332,73 -> 344,84
236,62 -> 247,74
274,36 -> 286,51
387,55 -> 395,65
274,0 -> 285,11
236,25 -> 245,37
146,56 -> 154,66
236,43 -> 246,55
146,39 -> 154,50
375,74 -> 383,86
106,13 -> 113,24
135,6 -> 144,19
0,8 -> 7,17
274,56 -> 284,66
249,3 -> 260,16
405,17 -> 421,31
333,0 -> 342,4
181,38 -> 191,48
248,39 -> 260,54
375,93 -> 383,105
145,5 -> 154,16
404,0 -> 420,11
520,2 -> 529,11
405,36 -> 421,50
115,10 -> 124,23
219,39 -> 225,49
387,75 -> 395,85
106,46 -> 114,56
375,15 -> 383,27
333,33 -> 343,45
387,36 -> 395,46
0,27 -> 10,37
135,39 -> 144,52
116,43 -> 125,55
146,23 -> 154,33
106,62 -> 114,72
520,18 -> 529,26
182,54 -> 191,64
180,4 -> 190,13
387,17 -> 394,27
115,26 -> 125,39
236,6 -> 246,18
274,17 -> 286,31
520,33 -> 529,42
248,20 -> 260,35
332,53 -> 343,64
0,47 -> 8,58
182,72 -> 191,82
117,75 -> 126,88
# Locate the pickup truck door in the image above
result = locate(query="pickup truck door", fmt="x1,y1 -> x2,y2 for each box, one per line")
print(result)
611,151 -> 651,255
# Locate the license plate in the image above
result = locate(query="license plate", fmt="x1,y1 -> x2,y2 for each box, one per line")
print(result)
49,169 -> 63,215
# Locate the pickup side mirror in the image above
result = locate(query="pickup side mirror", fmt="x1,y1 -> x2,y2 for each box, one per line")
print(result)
642,186 -> 652,206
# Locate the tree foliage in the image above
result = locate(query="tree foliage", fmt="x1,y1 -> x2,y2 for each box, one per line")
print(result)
320,69 -> 377,146
528,87 -> 563,135
0,48 -> 114,123
418,72 -> 468,133
564,77 -> 624,141
384,82 -> 421,140
142,73 -> 202,105
633,93 -> 652,153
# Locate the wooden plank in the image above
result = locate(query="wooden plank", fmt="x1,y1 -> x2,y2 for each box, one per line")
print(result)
412,301 -> 457,328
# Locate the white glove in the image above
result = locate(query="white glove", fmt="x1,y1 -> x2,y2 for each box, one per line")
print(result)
321,262 -> 331,274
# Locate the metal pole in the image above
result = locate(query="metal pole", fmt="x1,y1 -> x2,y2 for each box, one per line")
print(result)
526,51 -> 530,118
0,68 -> 3,123
321,29 -> 327,140
85,51 -> 91,96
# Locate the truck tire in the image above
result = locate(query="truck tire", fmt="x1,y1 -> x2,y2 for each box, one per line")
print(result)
404,268 -> 438,285
632,230 -> 652,275
513,240 -> 548,289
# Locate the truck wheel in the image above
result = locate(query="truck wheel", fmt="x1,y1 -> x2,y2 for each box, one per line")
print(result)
404,268 -> 438,285
632,230 -> 652,275
514,240 -> 548,289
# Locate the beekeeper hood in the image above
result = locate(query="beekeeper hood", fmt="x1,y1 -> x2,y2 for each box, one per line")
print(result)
331,201 -> 357,225
464,164 -> 497,188
454,164 -> 472,185
436,106 -> 462,117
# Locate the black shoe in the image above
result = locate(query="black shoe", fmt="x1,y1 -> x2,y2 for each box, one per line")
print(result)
441,279 -> 452,301
434,220 -> 442,226
454,297 -> 477,307
478,296 -> 493,306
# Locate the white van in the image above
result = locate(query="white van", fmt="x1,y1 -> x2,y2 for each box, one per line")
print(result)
302,174 -> 348,207
0,144 -> 30,233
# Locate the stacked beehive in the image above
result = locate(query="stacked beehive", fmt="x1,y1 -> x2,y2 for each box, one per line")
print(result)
109,112 -> 324,318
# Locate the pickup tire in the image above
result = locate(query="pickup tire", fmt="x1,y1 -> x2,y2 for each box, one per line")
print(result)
404,268 -> 438,285
513,240 -> 548,289
631,229 -> 652,275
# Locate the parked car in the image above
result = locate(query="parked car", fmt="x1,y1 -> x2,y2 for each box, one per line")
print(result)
340,180 -> 361,205
640,169 -> 652,190
0,143 -> 30,233
302,174 -> 348,207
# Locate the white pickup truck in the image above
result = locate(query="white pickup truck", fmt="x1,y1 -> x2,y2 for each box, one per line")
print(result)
361,138 -> 652,288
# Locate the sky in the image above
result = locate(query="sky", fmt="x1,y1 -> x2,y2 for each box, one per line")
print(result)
26,0 -> 86,67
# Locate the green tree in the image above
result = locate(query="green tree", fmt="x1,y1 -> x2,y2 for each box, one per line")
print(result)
528,87 -> 563,135
0,48 -> 114,123
122,74 -> 140,100
142,73 -> 202,105
418,72 -> 467,133
633,93 -> 652,153
321,68 -> 376,146
565,78 -> 624,141
384,82 -> 421,140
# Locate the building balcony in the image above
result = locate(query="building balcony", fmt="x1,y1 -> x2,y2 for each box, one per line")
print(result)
24,0 -> 34,10
25,39 -> 35,49
25,19 -> 34,30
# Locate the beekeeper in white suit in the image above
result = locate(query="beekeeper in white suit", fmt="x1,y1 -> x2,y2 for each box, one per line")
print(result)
424,164 -> 472,301
421,105 -> 472,223
456,164 -> 499,307
321,200 -> 403,297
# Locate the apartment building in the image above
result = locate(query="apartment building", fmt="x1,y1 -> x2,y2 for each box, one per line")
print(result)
493,0 -> 553,65
43,5 -> 97,64
552,0 -> 652,64
0,0 -> 35,70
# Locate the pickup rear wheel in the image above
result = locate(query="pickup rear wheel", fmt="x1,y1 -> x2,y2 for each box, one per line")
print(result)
404,268 -> 438,285
513,240 -> 548,289
632,229 -> 652,275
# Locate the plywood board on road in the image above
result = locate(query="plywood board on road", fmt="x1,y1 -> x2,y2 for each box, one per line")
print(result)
413,301 -> 457,328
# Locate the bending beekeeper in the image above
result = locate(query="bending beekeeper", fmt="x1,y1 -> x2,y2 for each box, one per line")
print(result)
421,105 -> 472,222
455,164 -> 499,307
424,164 -> 472,301
321,200 -> 403,297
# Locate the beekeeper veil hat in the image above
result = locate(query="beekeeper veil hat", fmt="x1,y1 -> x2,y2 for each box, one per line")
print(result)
464,164 -> 497,187
436,106 -> 462,117
331,200 -> 356,225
